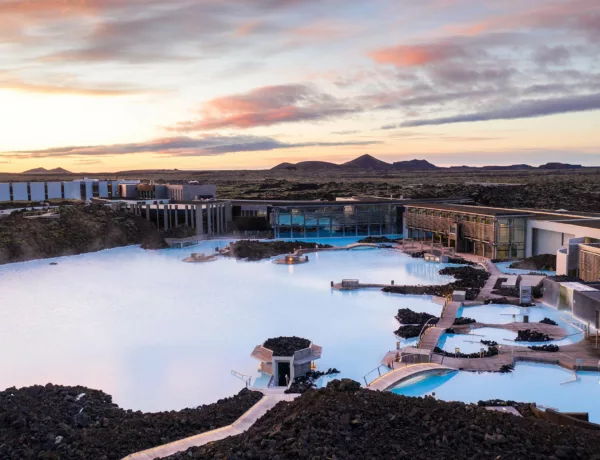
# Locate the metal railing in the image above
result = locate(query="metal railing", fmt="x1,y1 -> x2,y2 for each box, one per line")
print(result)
362,365 -> 393,386
231,370 -> 253,388
417,317 -> 438,347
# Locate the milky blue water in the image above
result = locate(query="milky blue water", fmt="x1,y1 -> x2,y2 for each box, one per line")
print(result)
496,261 -> 556,276
0,237 -> 452,411
391,362 -> 600,423
440,303 -> 586,353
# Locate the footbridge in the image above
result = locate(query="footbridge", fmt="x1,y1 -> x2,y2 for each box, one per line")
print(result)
417,299 -> 461,350
366,363 -> 455,391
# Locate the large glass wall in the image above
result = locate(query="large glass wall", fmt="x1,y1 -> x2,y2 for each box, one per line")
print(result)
274,204 -> 400,238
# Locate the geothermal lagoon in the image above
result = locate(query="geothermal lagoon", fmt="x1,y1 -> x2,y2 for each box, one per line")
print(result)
1,238 -> 598,421
0,238 -> 449,411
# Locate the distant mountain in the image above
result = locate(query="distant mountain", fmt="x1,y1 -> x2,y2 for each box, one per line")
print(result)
343,154 -> 392,169
538,162 -> 582,170
271,161 -> 340,171
481,164 -> 535,170
23,167 -> 72,174
393,159 -> 438,170
270,155 -> 594,172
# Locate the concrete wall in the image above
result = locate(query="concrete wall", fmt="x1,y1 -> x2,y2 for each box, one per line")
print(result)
120,184 -> 138,198
542,278 -> 561,308
63,182 -> 81,200
167,184 -> 216,201
47,182 -> 62,199
533,228 -> 570,255
99,181 -> 109,198
0,183 -> 10,201
29,182 -> 45,201
111,181 -> 121,197
84,181 -> 93,201
573,290 -> 600,328
527,219 -> 600,257
556,248 -> 568,276
12,183 -> 28,201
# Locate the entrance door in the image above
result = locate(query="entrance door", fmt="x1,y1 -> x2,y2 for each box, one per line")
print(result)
277,361 -> 291,386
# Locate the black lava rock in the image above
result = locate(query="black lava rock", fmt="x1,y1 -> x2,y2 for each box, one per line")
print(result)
0,384 -> 261,460
166,380 -> 600,459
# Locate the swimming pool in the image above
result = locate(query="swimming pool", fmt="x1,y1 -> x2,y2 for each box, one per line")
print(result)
391,362 -> 600,422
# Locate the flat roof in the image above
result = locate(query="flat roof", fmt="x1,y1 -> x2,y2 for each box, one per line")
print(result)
405,203 -> 533,217
231,197 -> 470,208
560,282 -> 598,292
559,220 -> 600,229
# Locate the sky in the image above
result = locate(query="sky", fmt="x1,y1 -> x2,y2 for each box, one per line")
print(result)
1,0 -> 599,172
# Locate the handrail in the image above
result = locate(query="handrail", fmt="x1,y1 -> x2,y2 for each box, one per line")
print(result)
362,365 -> 392,386
417,317 -> 438,347
231,370 -> 253,388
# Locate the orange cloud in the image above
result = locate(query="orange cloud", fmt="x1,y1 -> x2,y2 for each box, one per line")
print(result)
172,84 -> 358,131
0,81 -> 145,96
369,43 -> 465,67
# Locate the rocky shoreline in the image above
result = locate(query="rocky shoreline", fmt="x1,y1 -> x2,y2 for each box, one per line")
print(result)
383,266 -> 490,300
0,384 -> 262,459
0,204 -> 167,265
166,379 -> 600,459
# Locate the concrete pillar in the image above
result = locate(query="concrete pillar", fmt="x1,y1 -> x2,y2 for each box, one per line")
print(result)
525,222 -> 533,258
163,204 -> 169,230
175,205 -> 179,227
185,205 -> 189,227
146,203 -> 150,221
303,210 -> 307,238
196,204 -> 204,236
207,204 -> 212,236
216,204 -> 221,235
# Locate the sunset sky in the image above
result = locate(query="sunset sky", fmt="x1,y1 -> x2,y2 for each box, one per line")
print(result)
1,0 -> 599,172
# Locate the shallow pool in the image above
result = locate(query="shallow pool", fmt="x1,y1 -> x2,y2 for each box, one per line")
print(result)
0,237 -> 452,411
495,261 -> 556,276
391,362 -> 600,423
451,303 -> 585,351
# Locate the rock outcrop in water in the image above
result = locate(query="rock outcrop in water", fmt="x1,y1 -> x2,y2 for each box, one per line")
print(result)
166,379 -> 600,460
0,204 -> 166,264
228,240 -> 332,261
383,266 -> 489,300
509,254 -> 557,271
0,383 -> 262,459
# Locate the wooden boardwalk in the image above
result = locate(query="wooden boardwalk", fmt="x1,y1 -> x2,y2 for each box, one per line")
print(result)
367,363 -> 455,391
418,301 -> 461,350
121,389 -> 298,460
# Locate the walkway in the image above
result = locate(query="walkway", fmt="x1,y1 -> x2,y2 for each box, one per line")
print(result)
475,259 -> 504,302
431,337 -> 600,372
122,389 -> 298,460
418,301 -> 461,350
367,363 -> 455,391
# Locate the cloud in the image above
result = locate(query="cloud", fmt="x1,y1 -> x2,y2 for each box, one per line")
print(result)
0,79 -> 148,96
171,84 -> 359,131
369,43 -> 468,67
401,92 -> 600,127
533,46 -> 571,67
2,135 -> 379,159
